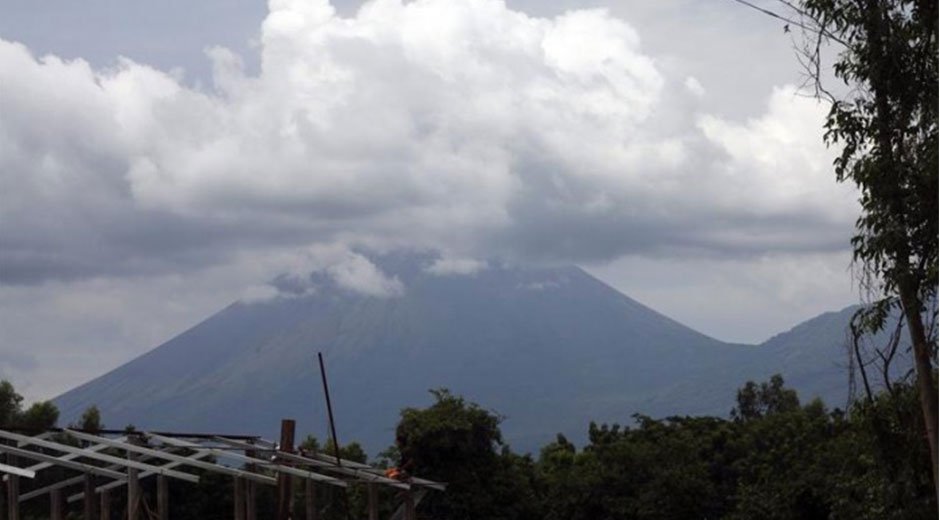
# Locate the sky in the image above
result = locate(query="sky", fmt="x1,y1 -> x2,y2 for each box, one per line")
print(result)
0,0 -> 861,403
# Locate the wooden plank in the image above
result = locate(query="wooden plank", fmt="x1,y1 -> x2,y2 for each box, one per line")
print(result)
0,463 -> 34,479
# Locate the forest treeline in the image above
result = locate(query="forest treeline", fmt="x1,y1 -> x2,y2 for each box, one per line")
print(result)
0,374 -> 935,519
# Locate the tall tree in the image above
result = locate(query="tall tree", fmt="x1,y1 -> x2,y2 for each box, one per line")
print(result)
393,388 -> 540,520
771,0 -> 939,486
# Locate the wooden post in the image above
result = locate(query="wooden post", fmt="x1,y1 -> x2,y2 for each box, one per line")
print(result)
246,480 -> 257,520
50,488 -> 64,520
127,440 -> 140,520
84,474 -> 97,520
276,419 -> 296,520
233,477 -> 246,520
304,479 -> 317,520
99,489 -> 110,520
245,443 -> 257,520
157,475 -> 169,520
7,455 -> 19,520
367,484 -> 378,520
404,491 -> 416,520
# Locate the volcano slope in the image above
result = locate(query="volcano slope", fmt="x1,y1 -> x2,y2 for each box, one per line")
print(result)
55,260 -> 859,453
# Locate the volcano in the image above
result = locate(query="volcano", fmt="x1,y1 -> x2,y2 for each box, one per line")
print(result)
54,256 -> 860,453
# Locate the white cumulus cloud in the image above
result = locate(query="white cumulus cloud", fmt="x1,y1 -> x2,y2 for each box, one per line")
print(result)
0,0 -> 858,288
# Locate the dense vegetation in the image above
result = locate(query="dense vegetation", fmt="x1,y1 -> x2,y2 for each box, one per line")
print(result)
391,379 -> 936,520
0,374 -> 933,519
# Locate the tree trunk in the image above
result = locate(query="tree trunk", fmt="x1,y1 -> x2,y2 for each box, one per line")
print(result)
898,283 -> 939,489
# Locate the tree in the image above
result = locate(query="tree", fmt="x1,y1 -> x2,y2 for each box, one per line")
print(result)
75,404 -> 104,432
759,0 -> 939,485
393,388 -> 540,520
17,401 -> 59,431
731,373 -> 801,421
0,380 -> 23,426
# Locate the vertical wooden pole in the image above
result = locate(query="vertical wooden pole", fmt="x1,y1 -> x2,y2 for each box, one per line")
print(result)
246,480 -> 257,520
367,484 -> 378,520
404,491 -> 415,520
245,443 -> 257,520
276,419 -> 296,520
6,454 -> 19,520
127,440 -> 140,520
84,474 -> 97,520
99,489 -> 110,520
50,488 -> 64,520
304,479 -> 317,520
233,477 -> 246,520
157,475 -> 169,520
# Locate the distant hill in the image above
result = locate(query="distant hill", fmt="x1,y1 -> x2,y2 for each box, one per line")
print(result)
54,256 -> 892,454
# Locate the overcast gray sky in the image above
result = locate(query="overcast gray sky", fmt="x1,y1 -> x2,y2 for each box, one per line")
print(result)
0,0 -> 860,403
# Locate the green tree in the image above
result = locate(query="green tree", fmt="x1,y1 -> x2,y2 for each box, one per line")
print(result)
731,373 -> 801,421
0,380 -> 23,426
790,0 -> 938,483
74,404 -> 104,432
393,388 -> 540,520
17,400 -> 59,431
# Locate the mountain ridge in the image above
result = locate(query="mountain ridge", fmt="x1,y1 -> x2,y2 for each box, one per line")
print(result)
54,260 -> 875,453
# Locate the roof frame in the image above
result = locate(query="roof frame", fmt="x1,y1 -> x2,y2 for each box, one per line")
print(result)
211,436 -> 411,490
146,432 -> 347,488
0,429 -> 198,483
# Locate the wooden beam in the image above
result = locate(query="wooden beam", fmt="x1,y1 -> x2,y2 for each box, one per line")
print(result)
233,477 -> 246,520
404,491 -> 415,520
246,480 -> 257,520
213,437 -> 409,489
388,489 -> 427,520
7,455 -> 20,520
148,433 -> 324,487
50,488 -> 64,520
0,445 -> 125,480
305,479 -> 318,520
298,450 -> 445,491
0,431 -> 196,483
157,475 -> 169,520
276,419 -> 295,520
127,441 -> 140,520
13,438 -> 118,479
84,474 -> 96,520
99,489 -> 110,520
0,463 -> 34,479
367,483 -> 378,520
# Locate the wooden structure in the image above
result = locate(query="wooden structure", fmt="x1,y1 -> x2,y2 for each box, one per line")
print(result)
0,422 -> 444,519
